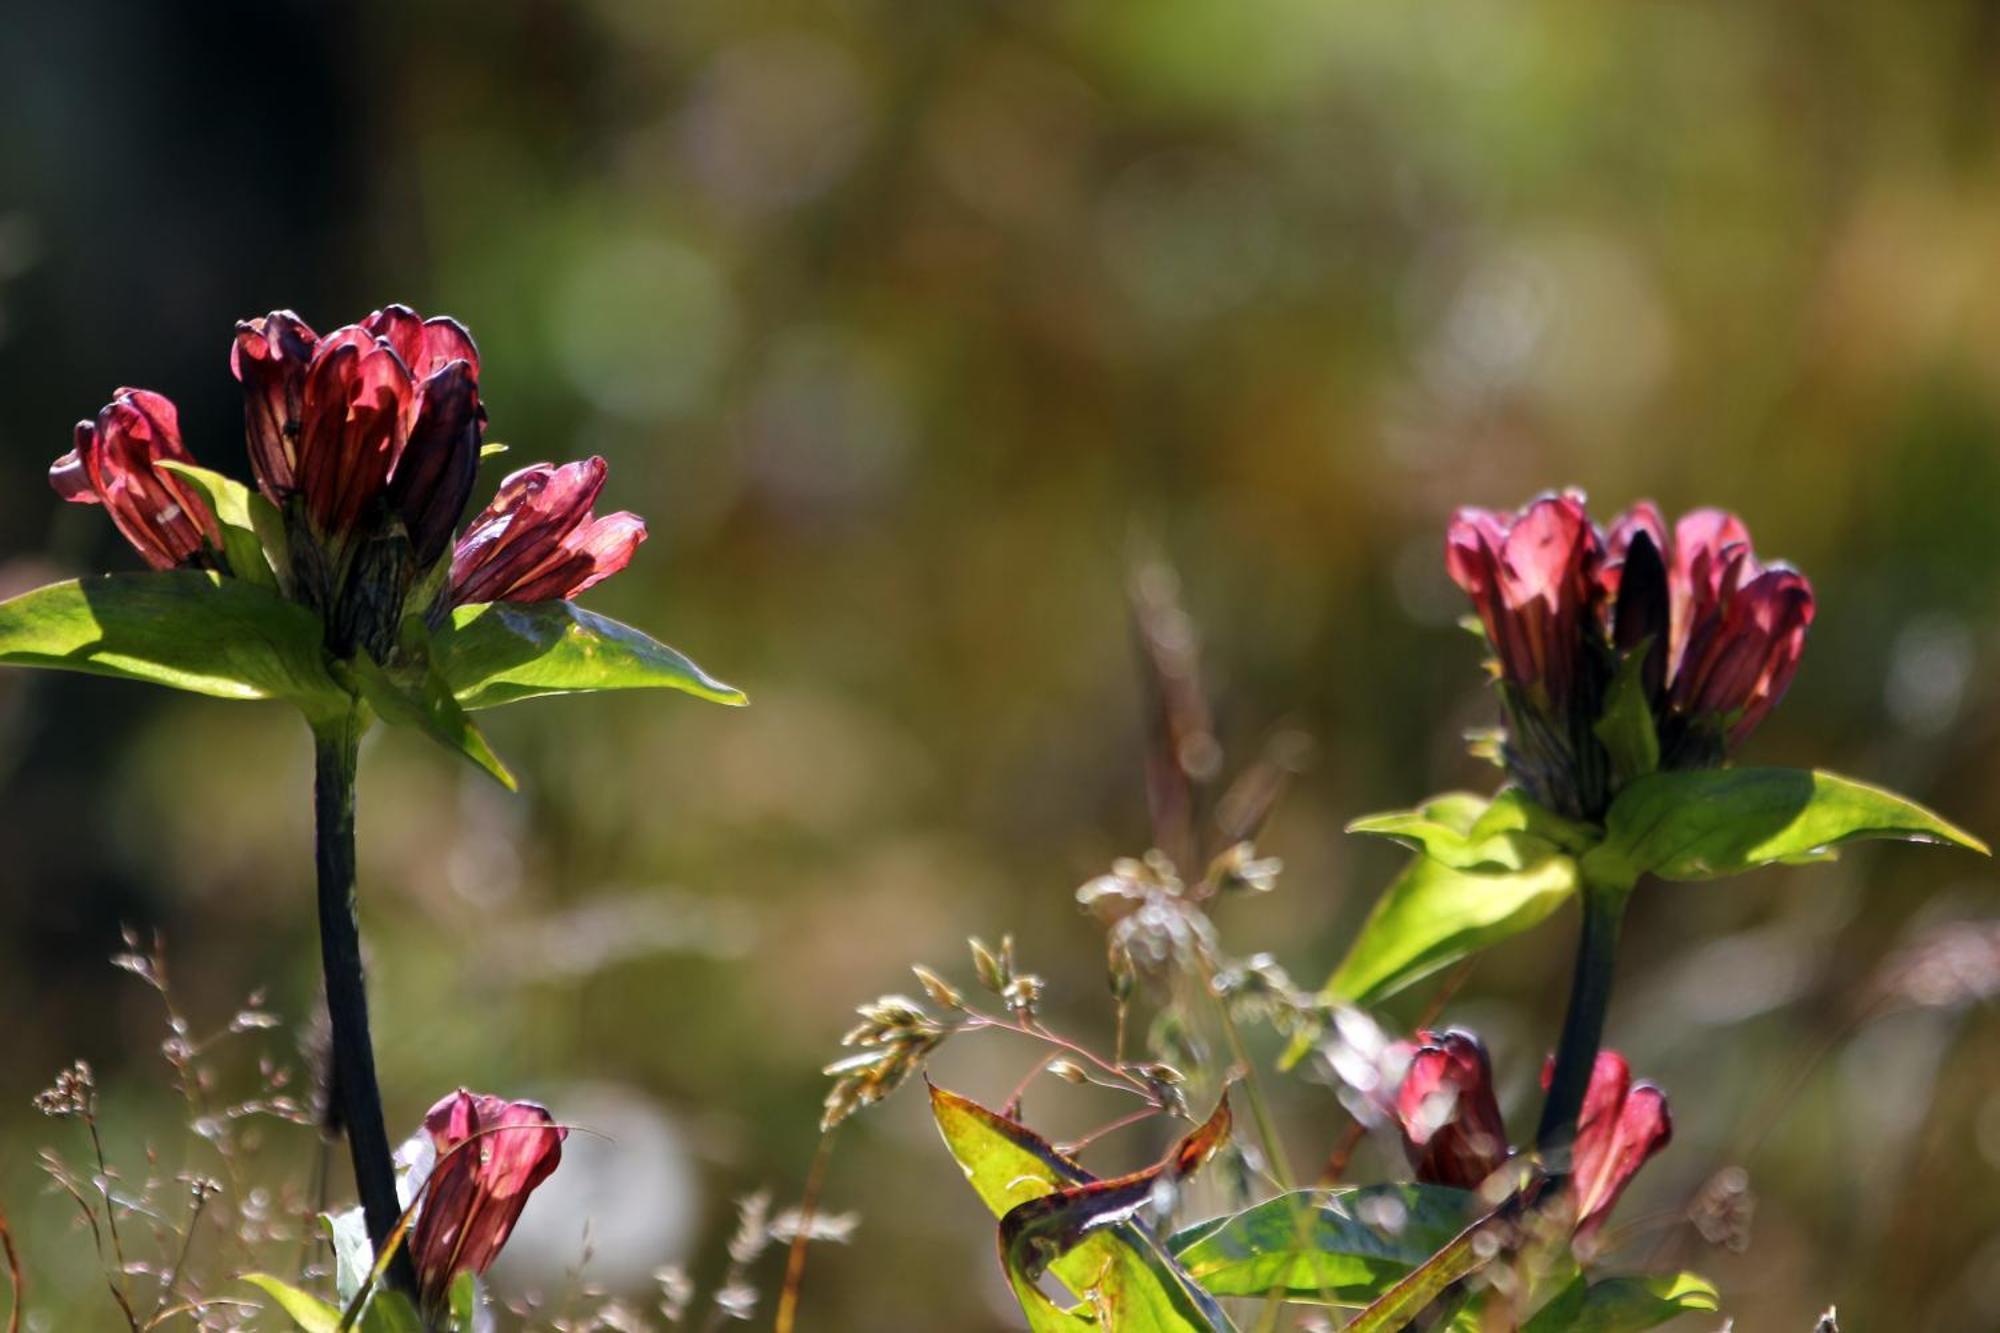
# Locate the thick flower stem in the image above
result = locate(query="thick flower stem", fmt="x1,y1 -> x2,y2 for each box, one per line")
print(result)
1534,877 -> 1631,1155
312,708 -> 415,1295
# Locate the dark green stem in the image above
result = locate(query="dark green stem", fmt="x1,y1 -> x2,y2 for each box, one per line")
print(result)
1534,879 -> 1629,1155
313,709 -> 415,1295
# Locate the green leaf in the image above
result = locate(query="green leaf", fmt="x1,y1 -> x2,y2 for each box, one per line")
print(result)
359,1291 -> 424,1333
0,572 -> 342,708
1170,1184 -> 1476,1305
242,1274 -> 342,1333
1593,648 -> 1660,788
1583,767 -> 1988,886
1324,853 -> 1579,1006
348,653 -> 516,789
1521,1271 -> 1721,1333
931,1083 -> 1236,1331
1348,790 -> 1594,873
437,600 -> 745,710
479,441 -> 509,459
157,460 -> 282,589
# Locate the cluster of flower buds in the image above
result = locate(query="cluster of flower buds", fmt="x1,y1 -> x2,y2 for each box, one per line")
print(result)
1446,492 -> 1814,818
1389,1028 -> 1670,1239
52,306 -> 646,661
401,1089 -> 566,1316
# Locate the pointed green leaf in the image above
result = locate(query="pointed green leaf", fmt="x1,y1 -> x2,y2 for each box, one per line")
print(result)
1521,1271 -> 1721,1333
479,441 -> 509,459
348,653 -> 516,789
157,460 -> 282,589
436,600 -> 745,710
932,1083 -> 1235,1331
1324,853 -> 1579,1006
0,572 -> 341,707
1584,767 -> 1988,886
242,1274 -> 342,1333
1348,790 -> 1593,874
1170,1185 -> 1476,1305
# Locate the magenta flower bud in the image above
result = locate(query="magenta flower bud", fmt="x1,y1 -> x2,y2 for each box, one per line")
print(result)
449,457 -> 647,606
1448,494 -> 1814,815
50,389 -> 222,571
1446,492 -> 1602,709
409,1089 -> 565,1313
231,310 -> 320,502
1391,1029 -> 1511,1190
1544,1050 -> 1672,1237
294,326 -> 415,544
386,359 -> 484,569
1445,491 -> 1609,816
1599,504 -> 1816,768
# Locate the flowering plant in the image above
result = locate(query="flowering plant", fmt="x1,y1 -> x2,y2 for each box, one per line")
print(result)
3,305 -> 741,1319
803,499 -> 1983,1333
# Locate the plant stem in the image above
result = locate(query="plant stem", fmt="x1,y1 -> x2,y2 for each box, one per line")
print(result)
312,708 -> 415,1295
1534,879 -> 1630,1154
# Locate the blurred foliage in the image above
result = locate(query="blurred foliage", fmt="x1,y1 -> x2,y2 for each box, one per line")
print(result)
4,0 -> 2000,1328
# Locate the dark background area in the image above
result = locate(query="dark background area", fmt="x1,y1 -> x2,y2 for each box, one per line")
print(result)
4,1 -> 2000,1327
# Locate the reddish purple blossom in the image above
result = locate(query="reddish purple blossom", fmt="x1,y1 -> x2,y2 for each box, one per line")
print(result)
448,458 -> 647,606
50,389 -> 222,571
1446,493 -> 1814,815
1597,502 -> 1815,768
1544,1050 -> 1672,1238
409,1089 -> 565,1312
1390,1029 -> 1510,1190
234,305 -> 485,568
1390,1031 -> 1671,1242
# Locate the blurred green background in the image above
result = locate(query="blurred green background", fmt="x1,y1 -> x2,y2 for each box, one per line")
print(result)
4,1 -> 2000,1328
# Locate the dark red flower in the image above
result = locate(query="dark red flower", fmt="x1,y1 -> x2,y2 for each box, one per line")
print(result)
449,458 -> 646,606
1391,1028 -> 1510,1190
1598,503 -> 1815,767
231,310 -> 319,501
1544,1050 -> 1671,1237
1447,493 -> 1813,815
1445,491 -> 1610,816
408,1089 -> 565,1312
50,389 -> 222,570
234,304 -> 485,567
1391,1032 -> 1671,1243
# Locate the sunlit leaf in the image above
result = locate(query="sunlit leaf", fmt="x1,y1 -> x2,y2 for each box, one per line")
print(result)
0,572 -> 342,708
1324,853 -> 1579,1006
1348,790 -> 1594,873
1583,767 -> 1988,886
242,1274 -> 342,1333
1520,1270 -> 1721,1333
436,600 -> 745,710
157,460 -> 282,590
359,1290 -> 424,1333
931,1083 -> 1236,1331
348,653 -> 516,789
1169,1184 -> 1476,1305
448,1272 -> 480,1331
999,1097 -> 1236,1332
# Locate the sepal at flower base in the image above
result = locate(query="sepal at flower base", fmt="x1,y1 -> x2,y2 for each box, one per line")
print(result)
1581,767 -> 1987,887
